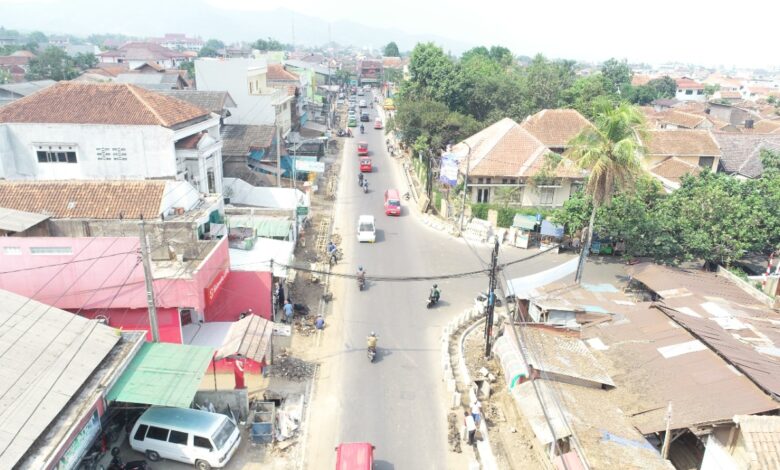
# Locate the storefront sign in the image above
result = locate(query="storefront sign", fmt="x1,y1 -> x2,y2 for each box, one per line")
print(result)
204,269 -> 229,306
57,410 -> 100,470
294,160 -> 325,173
296,206 -> 309,216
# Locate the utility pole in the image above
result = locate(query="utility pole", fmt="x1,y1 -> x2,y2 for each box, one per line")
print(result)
140,219 -> 160,342
458,142 -> 472,232
426,151 -> 434,209
485,237 -> 500,357
276,125 -> 282,187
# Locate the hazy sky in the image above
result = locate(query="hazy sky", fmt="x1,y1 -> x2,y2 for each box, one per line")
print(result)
2,0 -> 779,68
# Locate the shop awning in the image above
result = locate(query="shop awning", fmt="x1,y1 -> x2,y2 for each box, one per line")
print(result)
512,214 -> 538,231
107,342 -> 214,408
216,314 -> 274,362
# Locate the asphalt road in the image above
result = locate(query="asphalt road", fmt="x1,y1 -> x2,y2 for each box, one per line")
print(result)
305,90 -> 576,469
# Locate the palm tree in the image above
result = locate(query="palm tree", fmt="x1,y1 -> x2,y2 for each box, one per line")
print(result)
567,100 -> 647,283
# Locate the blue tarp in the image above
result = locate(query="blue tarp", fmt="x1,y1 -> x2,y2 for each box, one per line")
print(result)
540,220 -> 564,238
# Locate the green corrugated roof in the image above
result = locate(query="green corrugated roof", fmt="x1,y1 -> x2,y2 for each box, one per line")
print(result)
228,216 -> 292,239
513,214 -> 538,230
107,342 -> 214,408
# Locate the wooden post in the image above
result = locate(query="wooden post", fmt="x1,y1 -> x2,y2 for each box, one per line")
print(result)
661,402 -> 673,459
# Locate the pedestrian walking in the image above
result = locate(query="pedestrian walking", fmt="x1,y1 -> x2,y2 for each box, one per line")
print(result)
283,300 -> 293,324
471,400 -> 482,427
315,314 -> 325,330
464,411 -> 476,445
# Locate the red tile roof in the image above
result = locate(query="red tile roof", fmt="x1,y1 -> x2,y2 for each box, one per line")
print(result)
676,78 -> 704,90
266,64 -> 299,81
0,180 -> 166,219
649,157 -> 702,183
520,109 -> 595,149
0,82 -> 210,128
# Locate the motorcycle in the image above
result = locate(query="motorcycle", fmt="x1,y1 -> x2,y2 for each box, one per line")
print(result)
108,447 -> 149,470
358,173 -> 364,187
427,292 -> 440,309
367,346 -> 377,362
403,192 -> 411,201
357,275 -> 366,291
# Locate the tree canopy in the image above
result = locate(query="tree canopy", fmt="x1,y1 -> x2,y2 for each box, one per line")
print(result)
383,41 -> 400,57
25,46 -> 80,81
252,37 -> 292,51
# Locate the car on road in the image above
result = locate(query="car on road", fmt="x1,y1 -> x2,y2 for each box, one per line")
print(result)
335,442 -> 375,470
357,215 -> 376,243
360,112 -> 370,122
357,141 -> 368,155
357,89 -> 364,96
348,116 -> 357,127
359,99 -> 367,108
384,189 -> 401,216
360,157 -> 372,173
373,117 -> 382,129
383,98 -> 395,110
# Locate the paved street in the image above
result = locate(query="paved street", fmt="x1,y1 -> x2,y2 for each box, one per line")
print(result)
303,90 -> 577,469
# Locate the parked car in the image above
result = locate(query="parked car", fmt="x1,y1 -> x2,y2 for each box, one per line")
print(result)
357,215 -> 376,243
129,407 -> 240,470
373,117 -> 382,129
335,442 -> 375,470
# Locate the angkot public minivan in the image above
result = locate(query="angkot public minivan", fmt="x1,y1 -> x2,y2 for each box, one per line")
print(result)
129,407 -> 240,470
384,189 -> 401,216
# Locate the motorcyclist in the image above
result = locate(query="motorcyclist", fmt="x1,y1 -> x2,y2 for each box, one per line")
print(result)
362,178 -> 368,192
360,123 -> 365,134
357,266 -> 366,285
358,172 -> 364,186
430,284 -> 441,303
367,331 -> 378,350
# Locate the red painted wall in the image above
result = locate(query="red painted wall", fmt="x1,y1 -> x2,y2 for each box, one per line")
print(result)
204,271 -> 272,322
79,307 -> 182,343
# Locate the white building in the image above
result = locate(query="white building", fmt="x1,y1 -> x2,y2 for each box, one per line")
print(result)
195,58 -> 292,137
675,77 -> 707,102
0,82 -> 224,194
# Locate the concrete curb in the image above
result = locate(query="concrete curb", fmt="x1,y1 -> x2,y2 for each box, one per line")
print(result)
441,308 -> 499,470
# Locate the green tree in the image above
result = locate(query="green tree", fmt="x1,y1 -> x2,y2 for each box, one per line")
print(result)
564,74 -> 614,118
73,52 -> 98,70
567,100 -> 647,282
252,37 -> 291,51
647,76 -> 676,98
27,31 -> 48,45
199,46 -> 220,57
394,98 -> 480,151
704,83 -> 720,99
25,46 -> 79,80
383,41 -> 400,57
600,58 -> 632,95
521,54 -> 576,114
204,38 -> 225,50
0,67 -> 10,84
403,42 -> 459,106
334,69 -> 354,85
179,61 -> 195,79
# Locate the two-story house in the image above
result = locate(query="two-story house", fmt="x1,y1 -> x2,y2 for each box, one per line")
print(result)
195,58 -> 291,137
675,77 -> 706,102
0,82 -> 224,194
98,42 -> 189,69
454,118 -> 586,208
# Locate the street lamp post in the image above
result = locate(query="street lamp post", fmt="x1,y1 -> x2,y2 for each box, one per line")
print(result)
458,142 -> 472,232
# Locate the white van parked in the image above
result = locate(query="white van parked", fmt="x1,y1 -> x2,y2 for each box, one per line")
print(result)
129,407 -> 240,470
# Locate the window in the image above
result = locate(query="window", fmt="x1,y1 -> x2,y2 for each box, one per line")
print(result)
685,90 -> 693,95
168,430 -> 189,445
30,246 -> 72,255
539,188 -> 555,206
477,177 -> 484,184
212,419 -> 237,449
133,424 -> 148,441
570,182 -> 584,196
698,156 -> 715,169
194,436 -> 213,450
477,188 -> 490,203
37,151 -> 77,163
3,247 -> 21,255
146,426 -> 169,441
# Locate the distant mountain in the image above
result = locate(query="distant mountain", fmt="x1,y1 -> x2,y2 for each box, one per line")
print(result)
0,1 -> 471,53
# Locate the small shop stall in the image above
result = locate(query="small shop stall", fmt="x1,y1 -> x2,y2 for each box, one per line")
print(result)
510,214 -> 539,249
540,220 -> 565,251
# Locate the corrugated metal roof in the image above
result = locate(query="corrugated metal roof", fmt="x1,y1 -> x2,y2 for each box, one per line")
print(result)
107,342 -> 213,408
0,207 -> 49,232
0,289 -> 119,468
227,215 -> 292,239
215,314 -> 274,362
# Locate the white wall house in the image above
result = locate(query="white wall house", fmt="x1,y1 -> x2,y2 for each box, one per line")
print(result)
675,77 -> 707,102
0,82 -> 224,194
195,58 -> 290,135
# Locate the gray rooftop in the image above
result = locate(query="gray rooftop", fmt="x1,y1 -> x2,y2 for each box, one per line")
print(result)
0,80 -> 56,97
158,90 -> 237,116
0,207 -> 49,233
221,124 -> 276,156
0,289 -> 120,468
713,132 -> 780,178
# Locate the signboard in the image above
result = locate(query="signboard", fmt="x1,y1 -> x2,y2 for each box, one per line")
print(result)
295,160 -> 325,173
57,410 -> 100,470
204,268 -> 229,306
439,154 -> 459,186
296,206 -> 309,216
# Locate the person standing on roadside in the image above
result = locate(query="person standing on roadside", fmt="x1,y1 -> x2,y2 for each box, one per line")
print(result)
464,411 -> 476,445
283,299 -> 293,323
471,400 -> 482,427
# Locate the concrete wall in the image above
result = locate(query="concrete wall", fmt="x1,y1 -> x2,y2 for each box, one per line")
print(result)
194,389 -> 250,422
0,123 -> 177,180
466,179 -> 579,208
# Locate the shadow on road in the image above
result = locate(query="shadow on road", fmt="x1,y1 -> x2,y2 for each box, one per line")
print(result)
374,460 -> 395,470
